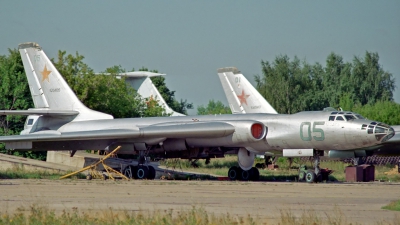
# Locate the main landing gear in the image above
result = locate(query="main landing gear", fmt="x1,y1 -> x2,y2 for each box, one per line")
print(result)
123,165 -> 156,180
123,149 -> 156,180
228,166 -> 260,181
298,154 -> 324,183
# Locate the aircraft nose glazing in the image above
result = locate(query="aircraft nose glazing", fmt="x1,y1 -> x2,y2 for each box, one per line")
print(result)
381,127 -> 395,143
373,123 -> 395,143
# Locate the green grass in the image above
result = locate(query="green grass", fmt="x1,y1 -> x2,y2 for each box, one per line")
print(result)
0,204 -> 399,225
0,204 -> 260,225
0,164 -> 84,180
382,200 -> 400,211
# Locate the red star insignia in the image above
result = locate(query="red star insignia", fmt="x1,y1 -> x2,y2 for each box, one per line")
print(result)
237,90 -> 250,105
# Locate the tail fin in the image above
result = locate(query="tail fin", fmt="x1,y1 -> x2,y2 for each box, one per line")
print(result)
18,42 -> 112,121
112,72 -> 185,116
217,67 -> 277,114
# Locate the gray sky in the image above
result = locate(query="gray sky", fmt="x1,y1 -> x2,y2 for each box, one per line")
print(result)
1,1 -> 399,115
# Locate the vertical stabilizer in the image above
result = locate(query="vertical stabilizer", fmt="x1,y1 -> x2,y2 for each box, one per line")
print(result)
217,67 -> 277,114
100,72 -> 185,116
18,42 -> 113,121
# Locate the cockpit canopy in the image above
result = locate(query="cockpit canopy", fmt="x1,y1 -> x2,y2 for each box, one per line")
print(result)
328,111 -> 365,122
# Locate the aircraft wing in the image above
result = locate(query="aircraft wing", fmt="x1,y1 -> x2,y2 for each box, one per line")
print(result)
0,110 -> 79,116
0,121 -> 235,142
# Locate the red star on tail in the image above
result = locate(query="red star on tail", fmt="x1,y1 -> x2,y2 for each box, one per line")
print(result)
237,90 -> 250,105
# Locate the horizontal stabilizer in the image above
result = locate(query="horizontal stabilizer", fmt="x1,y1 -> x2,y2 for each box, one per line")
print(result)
98,71 -> 166,78
0,109 -> 79,116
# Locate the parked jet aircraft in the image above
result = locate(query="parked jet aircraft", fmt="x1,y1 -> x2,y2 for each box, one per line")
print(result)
0,43 -> 395,182
217,67 -> 400,165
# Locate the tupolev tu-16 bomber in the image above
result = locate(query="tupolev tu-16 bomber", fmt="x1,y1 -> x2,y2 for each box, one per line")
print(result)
0,43 -> 396,183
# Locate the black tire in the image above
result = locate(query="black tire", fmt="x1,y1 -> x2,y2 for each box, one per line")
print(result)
241,169 -> 251,181
250,167 -> 260,181
147,166 -> 156,180
86,174 -> 92,180
102,174 -> 108,180
136,166 -> 149,179
298,171 -> 306,181
305,170 -> 316,183
228,166 -> 240,180
123,166 -> 133,179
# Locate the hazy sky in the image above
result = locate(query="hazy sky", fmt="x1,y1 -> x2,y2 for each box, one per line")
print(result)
1,1 -> 399,115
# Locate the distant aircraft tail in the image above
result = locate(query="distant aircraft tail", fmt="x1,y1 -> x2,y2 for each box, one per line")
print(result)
111,72 -> 185,116
217,67 -> 277,114
18,42 -> 113,121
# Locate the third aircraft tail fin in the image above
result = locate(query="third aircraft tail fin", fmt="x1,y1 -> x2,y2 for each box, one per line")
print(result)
217,67 -> 277,114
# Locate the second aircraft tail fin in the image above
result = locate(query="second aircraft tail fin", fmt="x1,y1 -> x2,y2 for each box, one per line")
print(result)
217,67 -> 277,114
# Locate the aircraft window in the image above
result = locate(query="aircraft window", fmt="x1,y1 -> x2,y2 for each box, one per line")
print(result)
338,112 -> 344,114
331,112 -> 338,115
368,125 -> 374,129
344,115 -> 356,121
368,128 -> 374,134
329,116 -> 335,121
361,124 -> 367,130
355,114 -> 365,119
336,116 -> 344,121
346,112 -> 352,114
371,122 -> 377,125
375,127 -> 385,134
27,119 -> 34,125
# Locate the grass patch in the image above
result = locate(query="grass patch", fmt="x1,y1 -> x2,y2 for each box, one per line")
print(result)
382,200 -> 400,211
0,204 -> 261,225
1,204 -> 398,225
0,164 -> 84,179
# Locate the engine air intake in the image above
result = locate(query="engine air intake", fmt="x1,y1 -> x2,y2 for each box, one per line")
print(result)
251,123 -> 264,139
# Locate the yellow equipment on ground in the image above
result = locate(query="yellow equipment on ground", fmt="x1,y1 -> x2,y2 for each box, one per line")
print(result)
60,146 -> 129,180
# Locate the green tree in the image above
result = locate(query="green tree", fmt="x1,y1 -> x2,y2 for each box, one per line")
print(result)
351,52 -> 395,105
256,52 -> 396,114
351,101 -> 400,125
197,100 -> 231,115
52,52 -> 158,118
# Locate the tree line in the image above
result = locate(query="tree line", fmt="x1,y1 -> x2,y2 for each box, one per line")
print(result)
197,52 -> 399,125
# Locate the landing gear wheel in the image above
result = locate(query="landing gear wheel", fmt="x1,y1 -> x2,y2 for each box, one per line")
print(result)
136,166 -> 149,179
241,169 -> 251,181
102,174 -> 108,180
86,174 -> 92,180
228,166 -> 241,180
298,171 -> 306,181
305,170 -> 316,183
250,167 -> 260,181
147,166 -> 156,180
123,166 -> 134,179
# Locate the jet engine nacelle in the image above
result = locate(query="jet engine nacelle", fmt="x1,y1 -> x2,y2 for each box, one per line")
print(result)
162,138 -> 187,151
186,120 -> 267,147
237,147 -> 256,171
